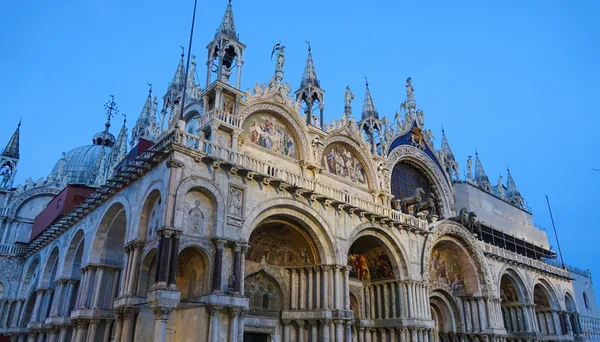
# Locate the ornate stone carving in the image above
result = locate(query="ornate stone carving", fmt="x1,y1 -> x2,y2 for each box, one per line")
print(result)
152,306 -> 175,320
228,186 -> 244,218
166,157 -> 185,169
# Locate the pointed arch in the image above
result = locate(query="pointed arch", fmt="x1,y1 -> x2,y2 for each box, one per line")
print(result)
241,197 -> 338,265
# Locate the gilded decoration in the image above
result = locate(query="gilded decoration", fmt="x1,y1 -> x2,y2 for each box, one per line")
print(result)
239,102 -> 310,161
242,113 -> 296,159
500,276 -> 519,303
430,245 -> 467,293
322,143 -> 366,185
347,236 -> 394,281
246,222 -> 318,266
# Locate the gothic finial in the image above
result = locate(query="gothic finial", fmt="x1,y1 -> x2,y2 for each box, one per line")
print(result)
441,124 -> 444,134
306,40 -> 311,52
18,118 -> 22,128
365,76 -> 369,87
180,45 -> 185,58
122,113 -> 127,125
147,83 -> 152,94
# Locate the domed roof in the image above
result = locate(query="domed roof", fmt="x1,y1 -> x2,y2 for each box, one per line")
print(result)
50,145 -> 109,186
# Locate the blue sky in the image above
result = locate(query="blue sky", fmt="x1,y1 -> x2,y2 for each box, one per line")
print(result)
1,1 -> 599,297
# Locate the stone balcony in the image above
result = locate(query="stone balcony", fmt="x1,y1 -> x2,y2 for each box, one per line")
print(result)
480,242 -> 571,279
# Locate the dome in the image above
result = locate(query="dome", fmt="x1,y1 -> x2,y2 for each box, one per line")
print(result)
50,145 -> 110,186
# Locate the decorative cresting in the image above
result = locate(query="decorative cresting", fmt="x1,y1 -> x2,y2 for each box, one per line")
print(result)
388,144 -> 454,217
238,102 -> 310,162
317,135 -> 378,190
423,221 -> 495,297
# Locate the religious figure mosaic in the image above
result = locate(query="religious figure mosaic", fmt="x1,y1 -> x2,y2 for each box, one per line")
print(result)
322,144 -> 366,184
500,277 -> 519,303
430,247 -> 467,293
347,238 -> 394,281
246,223 -> 316,266
242,114 -> 296,158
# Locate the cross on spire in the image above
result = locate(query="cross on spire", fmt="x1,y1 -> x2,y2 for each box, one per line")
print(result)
103,95 -> 119,131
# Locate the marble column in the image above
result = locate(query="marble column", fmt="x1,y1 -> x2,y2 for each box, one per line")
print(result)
61,280 -> 76,317
344,267 -> 350,311
334,266 -> 341,309
31,289 -> 46,323
121,308 -> 137,342
208,306 -> 222,342
309,321 -> 318,342
308,268 -> 313,310
322,266 -> 329,309
127,242 -> 144,295
0,300 -> 10,327
282,320 -> 291,342
229,309 -> 240,342
297,320 -> 305,342
391,282 -> 397,318
382,283 -> 389,319
299,269 -> 306,310
86,319 -> 99,342
153,306 -> 175,342
237,310 -> 245,342
57,326 -> 69,342
232,244 -> 242,294
75,320 -> 88,342
290,269 -> 297,309
358,327 -> 365,342
50,281 -> 65,317
363,285 -> 370,319
113,311 -> 124,342
345,321 -> 352,342
315,267 -> 321,309
120,246 -> 132,296
322,319 -> 331,342
335,320 -> 343,342
167,233 -> 180,289
92,267 -> 105,309
103,321 -> 113,342
212,240 -> 226,293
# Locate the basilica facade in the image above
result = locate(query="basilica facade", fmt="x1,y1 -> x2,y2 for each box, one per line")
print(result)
0,2 -> 598,342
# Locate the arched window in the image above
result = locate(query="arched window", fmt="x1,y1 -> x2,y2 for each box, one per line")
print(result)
391,161 -> 438,215
584,292 -> 590,309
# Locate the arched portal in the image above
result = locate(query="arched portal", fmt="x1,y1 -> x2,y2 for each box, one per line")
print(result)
430,290 -> 459,342
246,218 -> 320,266
429,239 -> 478,295
534,282 -> 559,336
347,236 -> 395,281
500,272 -> 530,334
176,247 -> 209,299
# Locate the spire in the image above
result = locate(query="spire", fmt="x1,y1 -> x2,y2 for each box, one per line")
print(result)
217,0 -> 237,39
131,84 -> 159,148
172,48 -> 186,91
300,41 -> 319,88
2,120 -> 21,160
496,175 -> 506,199
506,167 -> 525,208
362,77 -> 378,119
474,151 -> 492,192
440,127 -> 454,160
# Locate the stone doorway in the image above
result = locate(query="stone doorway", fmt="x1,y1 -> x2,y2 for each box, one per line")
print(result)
244,332 -> 270,342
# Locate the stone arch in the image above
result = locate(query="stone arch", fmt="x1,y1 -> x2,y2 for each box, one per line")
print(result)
423,221 -> 494,297
137,248 -> 157,297
61,229 -> 85,279
19,256 -> 41,298
565,292 -> 577,312
40,246 -> 60,289
177,246 -> 211,299
498,267 -> 530,304
346,225 -> 410,280
89,201 -> 127,265
387,145 -> 454,218
244,270 -> 284,316
242,197 -> 338,264
533,277 -> 560,310
172,176 -> 225,236
239,102 -> 310,161
0,281 -> 4,299
318,136 -> 377,190
7,188 -> 61,218
430,288 -> 463,334
137,182 -> 165,240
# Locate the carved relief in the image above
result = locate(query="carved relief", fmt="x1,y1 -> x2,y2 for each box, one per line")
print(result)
228,186 -> 244,218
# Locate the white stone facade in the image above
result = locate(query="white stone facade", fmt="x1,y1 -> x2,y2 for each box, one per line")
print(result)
0,2 -> 597,342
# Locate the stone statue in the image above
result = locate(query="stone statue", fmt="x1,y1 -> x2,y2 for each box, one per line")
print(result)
0,166 -> 11,189
25,177 -> 34,190
467,156 -> 474,182
221,65 -> 232,83
344,85 -> 354,110
394,111 -> 402,131
416,109 -> 425,129
400,188 -> 426,215
405,77 -> 414,102
275,46 -> 286,71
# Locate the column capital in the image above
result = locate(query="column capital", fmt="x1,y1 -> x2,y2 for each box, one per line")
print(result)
122,306 -> 140,319
152,306 -> 175,321
296,320 -> 305,327
229,307 -> 243,317
35,288 -> 46,294
212,238 -> 227,248
209,305 -> 222,317
89,318 -> 101,325
306,320 -> 317,326
282,319 -> 291,325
